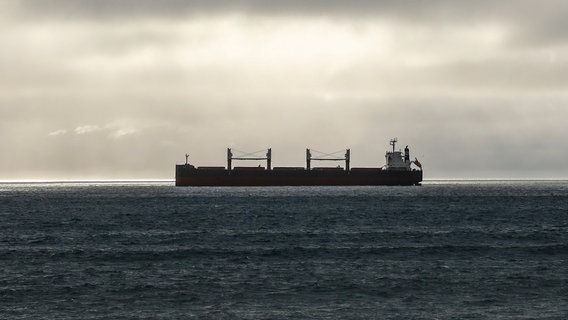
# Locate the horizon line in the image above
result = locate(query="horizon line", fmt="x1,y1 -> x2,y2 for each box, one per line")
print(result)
0,179 -> 175,184
1,178 -> 567,184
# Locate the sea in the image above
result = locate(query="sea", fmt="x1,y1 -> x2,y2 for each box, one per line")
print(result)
0,180 -> 567,319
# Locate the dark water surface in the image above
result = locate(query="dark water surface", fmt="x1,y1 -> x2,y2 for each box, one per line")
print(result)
1,181 -> 567,319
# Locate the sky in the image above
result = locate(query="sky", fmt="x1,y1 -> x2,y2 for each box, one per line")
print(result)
1,0 -> 567,180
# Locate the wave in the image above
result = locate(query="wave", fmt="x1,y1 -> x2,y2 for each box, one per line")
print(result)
2,243 -> 567,261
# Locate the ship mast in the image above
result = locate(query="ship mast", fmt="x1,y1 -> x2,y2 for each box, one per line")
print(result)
306,148 -> 351,171
390,138 -> 397,153
227,148 -> 272,171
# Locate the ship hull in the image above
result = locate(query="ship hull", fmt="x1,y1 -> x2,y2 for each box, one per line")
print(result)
175,166 -> 422,186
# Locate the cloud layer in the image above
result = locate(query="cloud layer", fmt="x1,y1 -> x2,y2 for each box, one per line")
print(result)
1,1 -> 567,179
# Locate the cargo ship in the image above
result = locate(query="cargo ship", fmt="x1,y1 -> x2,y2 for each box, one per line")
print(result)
175,138 -> 422,186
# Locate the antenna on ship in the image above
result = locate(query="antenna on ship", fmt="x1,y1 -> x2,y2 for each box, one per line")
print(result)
390,138 -> 398,153
185,153 -> 189,165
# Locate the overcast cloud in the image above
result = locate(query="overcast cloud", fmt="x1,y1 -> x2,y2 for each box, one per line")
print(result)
1,1 -> 567,180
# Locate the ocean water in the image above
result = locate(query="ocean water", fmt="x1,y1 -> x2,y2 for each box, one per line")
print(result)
0,181 -> 567,319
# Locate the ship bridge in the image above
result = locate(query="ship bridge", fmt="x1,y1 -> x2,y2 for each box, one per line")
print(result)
385,138 -> 415,171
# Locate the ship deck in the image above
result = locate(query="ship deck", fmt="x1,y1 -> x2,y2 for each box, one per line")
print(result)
175,165 -> 422,186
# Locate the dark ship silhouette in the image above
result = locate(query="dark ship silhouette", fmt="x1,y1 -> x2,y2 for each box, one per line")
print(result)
176,138 -> 422,186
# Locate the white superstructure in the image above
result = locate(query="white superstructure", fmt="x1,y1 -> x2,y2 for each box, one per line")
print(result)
385,138 -> 417,171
